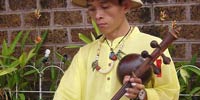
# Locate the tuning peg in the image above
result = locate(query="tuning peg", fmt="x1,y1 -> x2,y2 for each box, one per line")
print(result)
141,50 -> 151,58
161,54 -> 171,64
150,40 -> 160,48
151,63 -> 161,75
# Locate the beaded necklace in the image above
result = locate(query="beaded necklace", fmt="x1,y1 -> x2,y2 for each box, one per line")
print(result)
92,27 -> 133,74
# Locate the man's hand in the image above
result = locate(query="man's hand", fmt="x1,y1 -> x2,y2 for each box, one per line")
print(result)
123,75 -> 146,99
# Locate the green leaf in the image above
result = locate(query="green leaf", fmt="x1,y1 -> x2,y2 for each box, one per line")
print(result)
180,68 -> 189,85
180,84 -> 186,93
175,61 -> 189,68
14,71 -> 19,84
2,40 -> 9,56
21,31 -> 30,52
190,87 -> 200,95
78,33 -> 92,44
0,55 -> 18,68
18,49 -> 35,68
90,32 -> 96,41
9,60 -> 20,68
7,73 -> 17,88
23,69 -> 37,76
0,55 -> 18,61
0,68 -> 17,76
64,60 -> 71,67
34,30 -> 48,54
183,65 -> 200,76
0,59 -> 3,65
19,53 -> 27,67
91,19 -> 100,35
51,67 -> 56,80
26,49 -> 36,64
55,52 -> 64,62
18,93 -> 25,100
65,45 -> 82,48
50,82 -> 56,91
55,52 -> 71,66
9,31 -> 23,55
18,82 -> 28,90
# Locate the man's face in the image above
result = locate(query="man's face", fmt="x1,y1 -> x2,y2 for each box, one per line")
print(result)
87,0 -> 128,34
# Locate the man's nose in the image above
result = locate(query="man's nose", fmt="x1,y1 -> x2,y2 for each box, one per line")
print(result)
95,9 -> 104,20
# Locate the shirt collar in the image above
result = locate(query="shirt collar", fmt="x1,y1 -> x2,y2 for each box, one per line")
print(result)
98,26 -> 141,43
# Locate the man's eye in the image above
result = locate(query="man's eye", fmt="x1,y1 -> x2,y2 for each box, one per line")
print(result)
101,6 -> 109,9
88,7 -> 96,11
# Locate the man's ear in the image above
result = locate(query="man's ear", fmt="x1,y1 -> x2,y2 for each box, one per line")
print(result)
122,0 -> 132,13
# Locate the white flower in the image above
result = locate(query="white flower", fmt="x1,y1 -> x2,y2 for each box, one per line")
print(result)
45,49 -> 51,57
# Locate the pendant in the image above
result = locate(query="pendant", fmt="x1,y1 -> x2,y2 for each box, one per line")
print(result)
109,51 -> 117,61
95,65 -> 101,71
92,60 -> 98,71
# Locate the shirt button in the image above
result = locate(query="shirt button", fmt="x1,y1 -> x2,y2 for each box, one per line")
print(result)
107,77 -> 110,80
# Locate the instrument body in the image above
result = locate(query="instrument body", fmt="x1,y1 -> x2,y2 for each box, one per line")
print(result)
117,54 -> 152,85
111,27 -> 180,100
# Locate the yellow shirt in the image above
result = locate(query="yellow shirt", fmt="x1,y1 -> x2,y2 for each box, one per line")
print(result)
53,27 -> 180,100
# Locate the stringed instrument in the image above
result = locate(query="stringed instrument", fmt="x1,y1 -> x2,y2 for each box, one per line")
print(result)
111,22 -> 181,100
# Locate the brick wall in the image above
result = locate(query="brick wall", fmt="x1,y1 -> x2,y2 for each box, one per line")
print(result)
0,0 -> 200,66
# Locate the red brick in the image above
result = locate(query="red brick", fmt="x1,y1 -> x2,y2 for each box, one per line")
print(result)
40,0 -> 67,9
179,25 -> 200,40
86,13 -> 92,24
154,6 -> 186,21
169,43 -> 185,58
12,46 -> 33,58
191,5 -> 200,21
24,12 -> 50,27
54,11 -> 83,26
0,14 -> 21,28
44,29 -> 68,44
127,7 -> 151,23
196,62 -> 200,68
0,0 -> 5,11
9,0 -> 36,10
192,44 -> 200,57
140,25 -> 169,38
0,31 -> 8,44
11,30 -> 37,45
12,46 -> 22,57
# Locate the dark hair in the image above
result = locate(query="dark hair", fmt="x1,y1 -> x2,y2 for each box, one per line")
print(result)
118,0 -> 123,4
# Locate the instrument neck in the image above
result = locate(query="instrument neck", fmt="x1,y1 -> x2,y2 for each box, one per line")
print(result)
111,81 -> 132,100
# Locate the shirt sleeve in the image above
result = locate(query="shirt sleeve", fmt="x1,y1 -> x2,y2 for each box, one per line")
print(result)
53,49 -> 86,100
145,50 -> 180,100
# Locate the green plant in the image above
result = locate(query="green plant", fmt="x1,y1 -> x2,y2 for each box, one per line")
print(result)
0,30 -> 48,100
176,54 -> 200,100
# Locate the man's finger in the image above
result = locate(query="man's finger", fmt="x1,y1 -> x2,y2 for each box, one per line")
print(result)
123,75 -> 131,84
130,77 -> 142,84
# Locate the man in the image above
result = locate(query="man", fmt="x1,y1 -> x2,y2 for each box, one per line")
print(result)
53,0 -> 180,100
